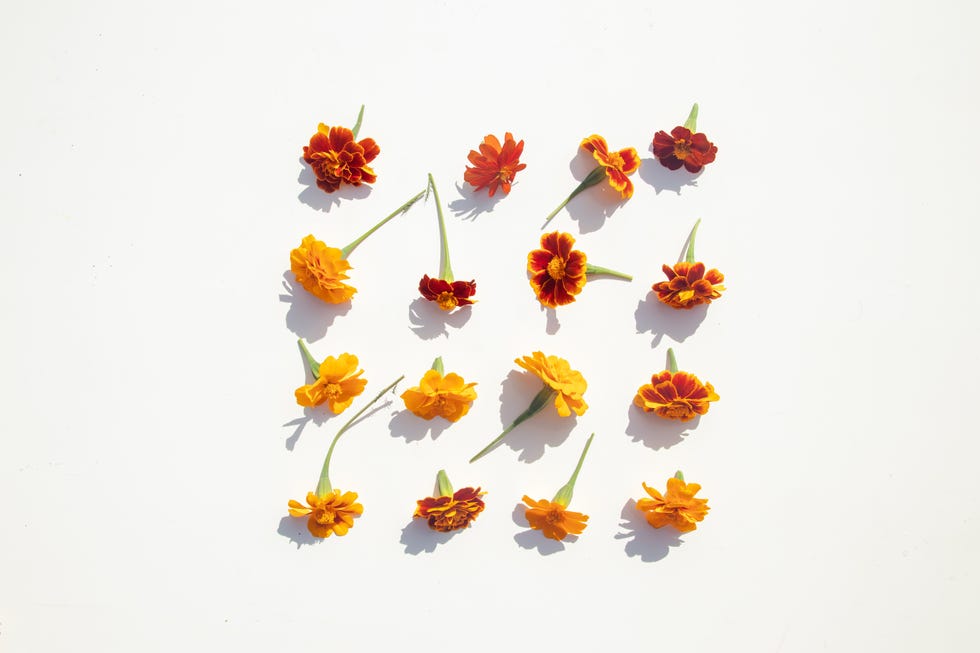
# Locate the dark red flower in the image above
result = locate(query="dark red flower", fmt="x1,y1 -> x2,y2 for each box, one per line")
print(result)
419,275 -> 477,311
414,486 -> 486,532
651,126 -> 717,173
302,124 -> 380,193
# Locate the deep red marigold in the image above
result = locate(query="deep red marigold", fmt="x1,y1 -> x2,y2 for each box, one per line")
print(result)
464,132 -> 526,197
652,126 -> 717,173
634,370 -> 719,421
528,232 -> 587,308
580,135 -> 641,199
419,275 -> 476,311
653,261 -> 725,309
303,124 -> 380,193
414,487 -> 486,532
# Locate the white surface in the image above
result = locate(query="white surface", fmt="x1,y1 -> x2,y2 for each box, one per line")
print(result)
2,0 -> 979,650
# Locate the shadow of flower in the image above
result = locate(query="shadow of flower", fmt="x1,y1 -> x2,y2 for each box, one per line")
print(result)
637,156 -> 702,195
615,499 -> 684,561
560,153 -> 627,234
282,407 -> 340,451
624,403 -> 700,451
388,408 -> 451,442
399,518 -> 460,554
407,297 -> 473,340
280,272 -> 352,343
276,514 -> 321,549
449,182 -> 504,221
487,370 -> 575,463
296,157 -> 371,213
634,291 -> 708,347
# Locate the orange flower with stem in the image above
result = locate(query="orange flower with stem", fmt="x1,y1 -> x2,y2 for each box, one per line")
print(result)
652,219 -> 725,309
294,340 -> 367,413
528,231 -> 632,307
290,188 -> 426,304
542,135 -> 640,229
651,103 -> 718,174
400,356 -> 478,422
522,432 -> 594,541
470,352 -> 587,462
634,348 -> 719,421
414,469 -> 486,532
464,132 -> 526,197
302,105 -> 380,193
417,174 -> 476,311
287,374 -> 404,539
636,471 -> 710,532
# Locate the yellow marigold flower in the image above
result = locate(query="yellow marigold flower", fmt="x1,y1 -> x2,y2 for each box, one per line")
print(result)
288,490 -> 363,538
401,365 -> 477,422
290,234 -> 357,304
635,474 -> 709,533
515,351 -> 588,417
295,352 -> 367,414
522,496 -> 589,541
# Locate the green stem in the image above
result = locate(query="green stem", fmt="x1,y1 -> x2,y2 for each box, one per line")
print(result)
297,339 -> 321,379
684,218 -> 702,264
553,432 -> 595,507
341,189 -> 426,258
585,264 -> 633,281
431,356 -> 444,375
315,374 -> 405,496
427,174 -> 454,282
667,348 -> 678,374
351,104 -> 365,140
436,469 -> 453,497
674,470 -> 685,482
683,103 -> 699,132
541,166 -> 607,230
469,386 -> 557,463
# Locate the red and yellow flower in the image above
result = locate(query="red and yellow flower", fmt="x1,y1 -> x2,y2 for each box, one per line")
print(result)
634,349 -> 718,421
651,103 -> 717,173
464,132 -> 526,197
580,135 -> 642,199
636,474 -> 709,532
288,490 -> 364,538
528,232 -> 587,308
419,275 -> 477,311
414,471 -> 486,532
302,107 -> 379,193
654,262 -> 725,309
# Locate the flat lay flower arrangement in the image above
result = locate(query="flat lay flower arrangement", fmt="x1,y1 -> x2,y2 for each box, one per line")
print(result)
285,104 -> 721,547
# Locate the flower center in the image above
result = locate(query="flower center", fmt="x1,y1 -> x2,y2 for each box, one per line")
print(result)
606,151 -> 625,169
545,509 -> 564,524
665,401 -> 693,418
436,291 -> 458,311
673,139 -> 691,160
315,508 -> 337,524
547,256 -> 566,280
321,150 -> 343,175
324,382 -> 343,399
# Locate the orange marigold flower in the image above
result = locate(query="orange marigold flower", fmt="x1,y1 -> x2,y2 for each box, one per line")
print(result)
415,486 -> 487,532
303,124 -> 379,194
295,352 -> 367,413
418,275 -> 477,311
516,351 -> 588,417
522,496 -> 589,541
290,234 -> 357,304
636,476 -> 709,532
528,231 -> 587,308
652,126 -> 717,174
634,370 -> 719,421
401,368 -> 478,422
464,132 -> 527,197
653,261 -> 726,309
288,490 -> 363,538
580,134 -> 641,199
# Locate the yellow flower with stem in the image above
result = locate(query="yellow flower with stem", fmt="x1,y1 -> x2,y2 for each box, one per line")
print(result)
401,356 -> 477,422
635,471 -> 710,532
287,374 -> 404,538
294,339 -> 367,414
522,433 -> 594,541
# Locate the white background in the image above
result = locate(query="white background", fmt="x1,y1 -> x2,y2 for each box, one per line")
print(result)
2,0 -> 979,650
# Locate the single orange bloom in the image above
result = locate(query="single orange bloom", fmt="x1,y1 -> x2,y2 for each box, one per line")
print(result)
415,487 -> 486,532
515,351 -> 588,417
288,490 -> 364,538
303,124 -> 379,193
464,132 -> 526,197
528,231 -> 587,307
653,261 -> 725,309
290,234 -> 357,304
522,496 -> 588,541
634,370 -> 718,421
400,369 -> 478,422
295,353 -> 367,414
580,135 -> 641,199
636,477 -> 709,532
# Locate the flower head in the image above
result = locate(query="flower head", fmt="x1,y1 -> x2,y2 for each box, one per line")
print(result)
634,370 -> 718,421
464,132 -> 526,197
401,368 -> 477,422
522,496 -> 589,541
419,275 -> 477,311
303,123 -> 379,193
636,476 -> 709,532
528,231 -> 587,308
295,352 -> 367,413
516,351 -> 588,417
288,490 -> 363,538
290,234 -> 356,304
652,126 -> 717,174
653,262 -> 725,309
580,135 -> 641,199
415,486 -> 487,532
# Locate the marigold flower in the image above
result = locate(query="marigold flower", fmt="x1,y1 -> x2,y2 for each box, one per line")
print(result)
636,474 -> 709,532
516,351 -> 588,417
288,490 -> 364,538
580,135 -> 642,199
419,275 -> 477,311
401,362 -> 477,422
295,350 -> 367,414
464,132 -> 526,197
634,349 -> 718,421
528,231 -> 587,307
290,234 -> 357,304
654,262 -> 725,309
415,471 -> 486,532
302,106 -> 379,193
651,103 -> 717,173
522,496 -> 589,541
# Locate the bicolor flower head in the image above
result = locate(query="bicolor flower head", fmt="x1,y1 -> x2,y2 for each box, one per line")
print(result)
415,486 -> 486,532
528,232 -> 587,307
418,275 -> 477,312
634,370 -> 718,421
303,123 -> 379,193
580,135 -> 641,199
653,262 -> 725,309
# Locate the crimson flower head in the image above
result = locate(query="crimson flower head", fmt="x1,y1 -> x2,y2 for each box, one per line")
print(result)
419,275 -> 477,312
464,132 -> 526,197
302,105 -> 379,193
651,103 -> 717,174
